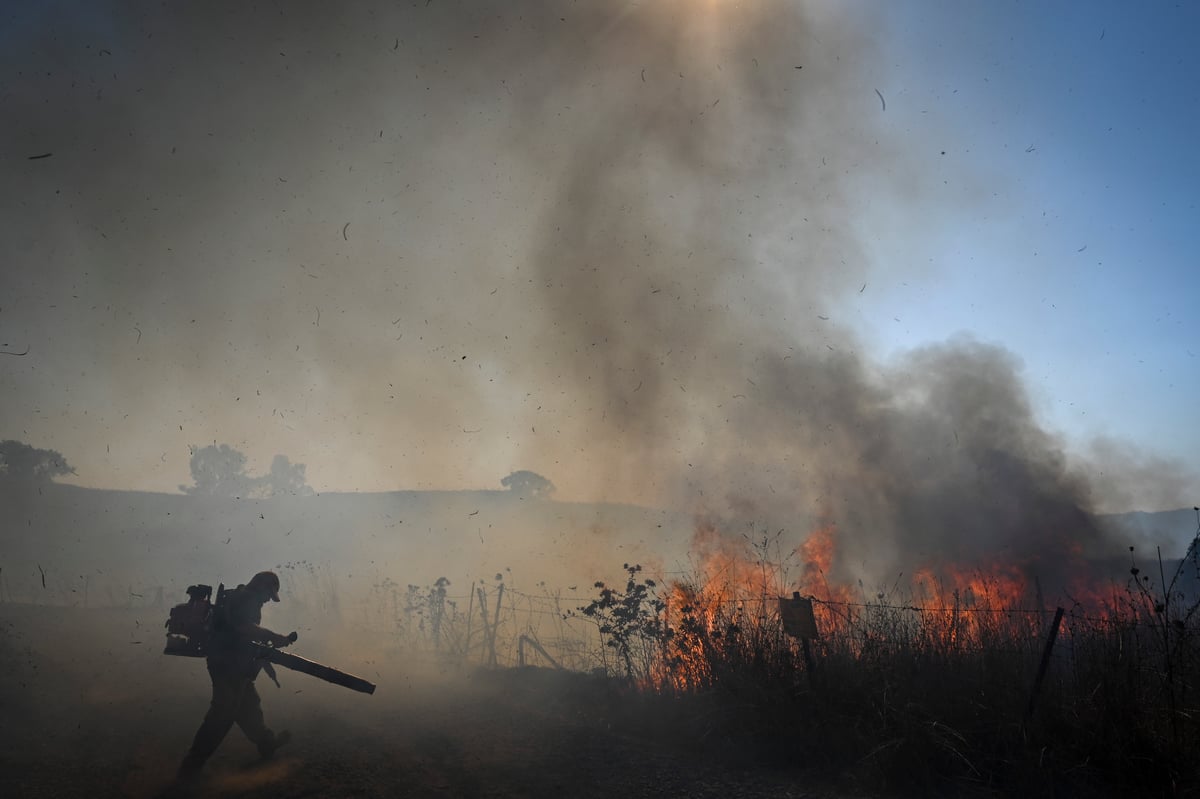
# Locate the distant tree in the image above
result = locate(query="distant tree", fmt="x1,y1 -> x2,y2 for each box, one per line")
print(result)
183,444 -> 253,496
182,444 -> 312,497
262,454 -> 314,497
500,470 -> 556,499
0,440 -> 75,486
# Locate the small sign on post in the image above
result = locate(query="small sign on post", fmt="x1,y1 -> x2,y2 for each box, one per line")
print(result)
779,591 -> 819,640
780,591 -> 819,677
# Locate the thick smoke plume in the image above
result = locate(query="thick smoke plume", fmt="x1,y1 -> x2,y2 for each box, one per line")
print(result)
498,2 -> 1142,587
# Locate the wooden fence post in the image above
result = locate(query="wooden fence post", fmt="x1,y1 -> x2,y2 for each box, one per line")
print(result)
489,584 -> 505,667
1026,606 -> 1065,722
476,586 -> 491,665
465,582 -> 475,663
518,634 -> 562,670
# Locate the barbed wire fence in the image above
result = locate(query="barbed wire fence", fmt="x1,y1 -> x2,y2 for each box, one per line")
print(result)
334,566 -> 1200,683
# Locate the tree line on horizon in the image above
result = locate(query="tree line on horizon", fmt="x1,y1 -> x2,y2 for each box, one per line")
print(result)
181,443 -> 313,497
1,439 -> 556,499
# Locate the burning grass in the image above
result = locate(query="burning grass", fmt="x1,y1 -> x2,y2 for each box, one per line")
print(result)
559,519 -> 1200,797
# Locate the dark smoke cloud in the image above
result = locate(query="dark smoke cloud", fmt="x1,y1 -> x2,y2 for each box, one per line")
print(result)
510,0 -> 888,500
491,2 -> 1180,580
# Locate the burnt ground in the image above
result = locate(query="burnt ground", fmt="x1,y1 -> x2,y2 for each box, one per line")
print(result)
0,604 -> 860,799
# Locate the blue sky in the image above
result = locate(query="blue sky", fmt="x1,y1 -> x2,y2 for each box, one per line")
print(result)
852,1 -> 1199,472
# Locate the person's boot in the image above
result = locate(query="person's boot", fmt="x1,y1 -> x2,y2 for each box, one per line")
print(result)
257,729 -> 291,759
175,751 -> 205,781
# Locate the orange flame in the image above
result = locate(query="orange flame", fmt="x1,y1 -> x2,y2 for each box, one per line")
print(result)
656,521 -> 795,689
651,519 -> 1132,689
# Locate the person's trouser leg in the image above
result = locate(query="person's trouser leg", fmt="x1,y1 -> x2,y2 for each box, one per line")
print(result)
235,678 -> 291,757
178,666 -> 246,776
233,679 -> 275,752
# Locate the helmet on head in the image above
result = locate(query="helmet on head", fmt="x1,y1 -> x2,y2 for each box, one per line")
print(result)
247,571 -> 281,602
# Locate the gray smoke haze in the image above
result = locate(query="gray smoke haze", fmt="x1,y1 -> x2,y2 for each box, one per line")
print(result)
2,0 -> 1193,592
512,1 -> 886,502
2,0 -> 890,498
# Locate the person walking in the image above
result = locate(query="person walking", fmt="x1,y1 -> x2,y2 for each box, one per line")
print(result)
176,571 -> 294,779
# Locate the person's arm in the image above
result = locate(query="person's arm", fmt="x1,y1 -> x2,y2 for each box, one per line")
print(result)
224,594 -> 290,647
235,620 -> 291,647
